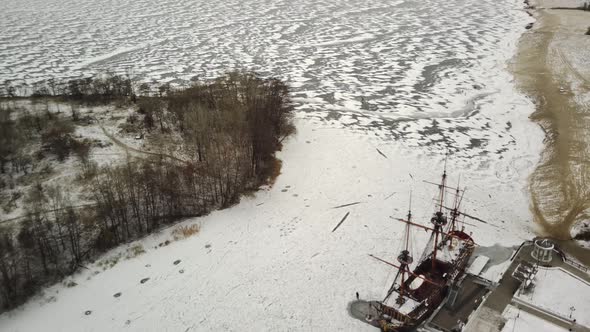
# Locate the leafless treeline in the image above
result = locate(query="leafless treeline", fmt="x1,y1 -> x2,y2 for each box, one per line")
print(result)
0,71 -> 294,311
0,184 -> 89,310
2,75 -> 134,100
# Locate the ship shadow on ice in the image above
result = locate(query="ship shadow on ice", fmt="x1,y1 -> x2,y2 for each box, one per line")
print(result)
348,300 -> 381,328
471,243 -> 515,267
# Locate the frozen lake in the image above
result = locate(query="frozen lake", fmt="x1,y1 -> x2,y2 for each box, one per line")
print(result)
0,0 -> 542,193
0,1 -> 550,331
3,0 -> 525,116
0,0 -> 544,195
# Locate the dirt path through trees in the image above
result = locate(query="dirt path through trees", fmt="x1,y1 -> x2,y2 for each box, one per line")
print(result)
97,121 -> 189,164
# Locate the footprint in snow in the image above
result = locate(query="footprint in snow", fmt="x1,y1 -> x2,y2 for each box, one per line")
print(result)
85,310 -> 92,316
179,269 -> 185,274
140,278 -> 150,284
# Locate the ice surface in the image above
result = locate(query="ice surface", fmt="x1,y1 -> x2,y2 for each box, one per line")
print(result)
1,0 -> 533,126
0,0 -> 548,330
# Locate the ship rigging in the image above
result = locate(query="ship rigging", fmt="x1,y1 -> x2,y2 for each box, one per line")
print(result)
363,167 -> 479,332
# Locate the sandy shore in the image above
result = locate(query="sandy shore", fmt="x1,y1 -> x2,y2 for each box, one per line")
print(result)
512,0 -> 590,247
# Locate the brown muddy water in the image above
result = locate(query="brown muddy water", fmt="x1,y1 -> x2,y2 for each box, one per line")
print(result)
512,9 -> 590,257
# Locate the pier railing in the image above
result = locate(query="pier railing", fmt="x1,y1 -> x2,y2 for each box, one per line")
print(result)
511,240 -> 533,261
564,256 -> 589,273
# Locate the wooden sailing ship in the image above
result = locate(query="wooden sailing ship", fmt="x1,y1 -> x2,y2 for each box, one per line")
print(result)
366,168 -> 476,332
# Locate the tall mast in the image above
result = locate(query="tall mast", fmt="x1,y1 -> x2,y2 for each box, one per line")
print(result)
398,193 -> 413,303
439,155 -> 448,213
447,176 -> 459,232
384,192 -> 414,305
431,156 -> 448,270
449,176 -> 463,233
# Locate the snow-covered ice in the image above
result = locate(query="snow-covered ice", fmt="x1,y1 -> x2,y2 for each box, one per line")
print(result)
0,0 -> 547,330
0,0 -> 542,164
2,0 -> 532,122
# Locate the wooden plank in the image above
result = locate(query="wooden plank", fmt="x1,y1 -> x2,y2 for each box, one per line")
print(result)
332,212 -> 350,232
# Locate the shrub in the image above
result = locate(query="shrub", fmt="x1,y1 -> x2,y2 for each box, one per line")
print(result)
41,119 -> 75,161
71,138 -> 91,163
126,244 -> 146,258
172,224 -> 200,240
93,228 -> 117,251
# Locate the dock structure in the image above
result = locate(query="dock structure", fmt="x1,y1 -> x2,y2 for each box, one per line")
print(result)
418,238 -> 590,332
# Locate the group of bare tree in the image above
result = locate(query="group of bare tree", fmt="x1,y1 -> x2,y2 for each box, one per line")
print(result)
0,103 -> 90,177
1,74 -> 172,101
89,71 -> 295,250
0,103 -> 94,309
167,71 -> 295,182
0,71 -> 295,311
0,184 -> 88,310
1,75 -> 134,101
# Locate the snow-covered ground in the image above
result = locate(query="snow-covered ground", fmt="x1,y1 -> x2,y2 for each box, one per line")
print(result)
516,267 -> 590,326
0,0 -> 547,330
502,305 -> 567,332
0,115 -> 541,331
0,100 -> 148,222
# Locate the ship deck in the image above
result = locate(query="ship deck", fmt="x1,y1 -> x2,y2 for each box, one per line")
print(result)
383,294 -> 421,315
404,258 -> 452,301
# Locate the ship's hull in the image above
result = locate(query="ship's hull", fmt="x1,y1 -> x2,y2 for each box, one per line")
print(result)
373,231 -> 474,331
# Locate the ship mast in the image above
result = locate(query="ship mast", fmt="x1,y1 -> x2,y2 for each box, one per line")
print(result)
384,193 -> 414,305
430,158 -> 448,270
448,177 -> 464,233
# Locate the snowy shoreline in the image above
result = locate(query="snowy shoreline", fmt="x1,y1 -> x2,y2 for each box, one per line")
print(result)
513,0 -> 590,249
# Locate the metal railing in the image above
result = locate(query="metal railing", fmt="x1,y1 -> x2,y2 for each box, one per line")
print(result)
564,257 -> 589,273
